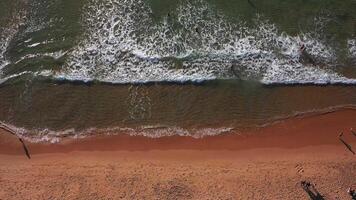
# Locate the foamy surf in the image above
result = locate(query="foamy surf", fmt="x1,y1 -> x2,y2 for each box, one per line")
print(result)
349,39 -> 356,58
55,0 -> 355,85
0,0 -> 355,86
0,121 -> 234,143
0,10 -> 27,75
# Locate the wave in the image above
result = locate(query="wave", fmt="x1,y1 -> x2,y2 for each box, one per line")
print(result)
2,68 -> 356,86
0,121 -> 234,143
0,6 -> 27,75
1,105 -> 355,143
1,0 -> 356,85
57,0 -> 355,85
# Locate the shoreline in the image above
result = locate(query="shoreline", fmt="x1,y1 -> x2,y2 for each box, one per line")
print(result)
1,108 -> 356,154
1,108 -> 356,199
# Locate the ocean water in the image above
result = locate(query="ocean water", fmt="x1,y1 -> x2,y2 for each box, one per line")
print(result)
0,0 -> 355,142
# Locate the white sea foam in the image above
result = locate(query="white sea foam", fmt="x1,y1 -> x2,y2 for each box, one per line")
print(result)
0,0 -> 355,85
0,0 -> 62,81
0,9 -> 27,76
50,0 -> 355,85
0,70 -> 54,85
0,49 -> 66,84
27,42 -> 41,48
0,121 -> 233,143
0,31 -> 12,73
0,3 -> 27,78
349,39 -> 356,58
14,50 -> 67,64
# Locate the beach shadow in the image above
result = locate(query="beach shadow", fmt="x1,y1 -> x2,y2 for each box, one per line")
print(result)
301,181 -> 325,200
348,188 -> 356,200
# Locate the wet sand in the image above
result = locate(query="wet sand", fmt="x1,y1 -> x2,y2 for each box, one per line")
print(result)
1,109 -> 356,199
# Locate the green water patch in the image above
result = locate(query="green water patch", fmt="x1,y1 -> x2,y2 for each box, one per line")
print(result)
145,0 -> 355,37
6,0 -> 85,62
1,56 -> 64,77
208,0 -> 355,37
146,0 -> 181,21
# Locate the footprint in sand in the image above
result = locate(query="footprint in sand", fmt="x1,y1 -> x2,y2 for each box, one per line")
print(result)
295,164 -> 304,175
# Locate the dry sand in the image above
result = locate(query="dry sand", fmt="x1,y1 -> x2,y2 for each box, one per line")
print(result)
1,109 -> 356,199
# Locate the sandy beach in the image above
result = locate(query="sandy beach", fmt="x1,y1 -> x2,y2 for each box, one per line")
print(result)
1,109 -> 356,199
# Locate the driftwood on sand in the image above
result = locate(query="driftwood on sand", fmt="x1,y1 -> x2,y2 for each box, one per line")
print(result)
351,129 -> 356,137
18,138 -> 31,159
0,122 -> 16,136
0,122 -> 31,159
339,133 -> 355,155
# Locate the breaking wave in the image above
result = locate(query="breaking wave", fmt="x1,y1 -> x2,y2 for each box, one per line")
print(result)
56,0 -> 356,85
0,6 -> 27,75
0,121 -> 233,143
1,0 -> 356,85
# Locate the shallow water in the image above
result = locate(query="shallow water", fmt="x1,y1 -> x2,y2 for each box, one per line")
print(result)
1,79 -> 356,141
0,0 -> 355,141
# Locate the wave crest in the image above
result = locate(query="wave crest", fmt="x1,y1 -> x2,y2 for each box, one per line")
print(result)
54,0 -> 355,85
